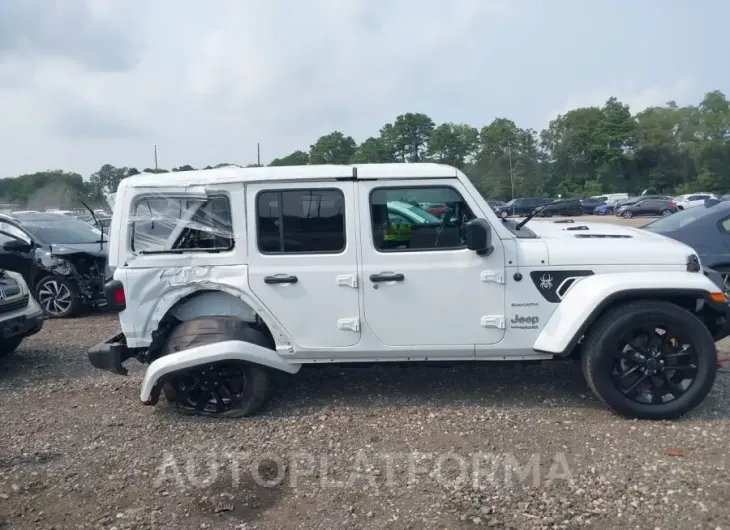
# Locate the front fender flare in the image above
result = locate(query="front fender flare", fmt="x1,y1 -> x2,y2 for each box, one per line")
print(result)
140,340 -> 302,404
532,271 -> 725,356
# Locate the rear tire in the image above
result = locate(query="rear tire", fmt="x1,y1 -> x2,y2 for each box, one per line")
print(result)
661,209 -> 672,216
0,337 -> 22,356
160,317 -> 272,418
581,301 -> 717,420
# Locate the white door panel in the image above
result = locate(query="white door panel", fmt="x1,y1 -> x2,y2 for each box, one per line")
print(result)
247,181 -> 361,349
357,179 -> 506,348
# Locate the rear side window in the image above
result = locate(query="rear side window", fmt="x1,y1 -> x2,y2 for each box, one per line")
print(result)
130,196 -> 233,254
256,189 -> 345,254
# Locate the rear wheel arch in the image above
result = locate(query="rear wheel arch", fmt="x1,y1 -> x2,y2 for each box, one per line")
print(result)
158,317 -> 274,417
145,289 -> 279,362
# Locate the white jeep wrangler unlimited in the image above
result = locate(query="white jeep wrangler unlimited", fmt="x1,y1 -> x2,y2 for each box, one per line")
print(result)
88,163 -> 730,420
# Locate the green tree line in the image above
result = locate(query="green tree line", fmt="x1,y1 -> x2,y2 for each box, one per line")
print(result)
1,90 -> 729,207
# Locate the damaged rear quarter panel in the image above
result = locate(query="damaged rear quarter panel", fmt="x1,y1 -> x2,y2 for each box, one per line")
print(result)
119,264 -> 293,350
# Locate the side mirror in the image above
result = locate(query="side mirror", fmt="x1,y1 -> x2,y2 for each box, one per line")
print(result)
2,239 -> 32,253
465,218 -> 492,255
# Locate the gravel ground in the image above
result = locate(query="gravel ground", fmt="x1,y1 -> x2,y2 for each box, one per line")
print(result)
1,216 -> 729,530
1,315 -> 729,530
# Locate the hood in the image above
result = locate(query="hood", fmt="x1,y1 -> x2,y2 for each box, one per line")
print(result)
49,242 -> 108,258
525,220 -> 695,266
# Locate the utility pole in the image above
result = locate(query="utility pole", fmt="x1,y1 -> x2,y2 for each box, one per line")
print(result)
508,145 -> 515,200
154,144 -> 158,171
257,143 -> 261,167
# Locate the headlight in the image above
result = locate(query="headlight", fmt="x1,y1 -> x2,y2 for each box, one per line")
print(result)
50,258 -> 72,276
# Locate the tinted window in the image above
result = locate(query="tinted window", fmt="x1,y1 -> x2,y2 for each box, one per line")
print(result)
257,189 -> 345,254
131,196 -> 233,253
370,186 -> 474,252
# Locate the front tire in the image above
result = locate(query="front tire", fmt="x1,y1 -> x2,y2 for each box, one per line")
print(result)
0,337 -> 23,356
35,276 -> 81,318
499,210 -> 508,219
622,210 -> 633,218
581,301 -> 717,420
160,317 -> 272,418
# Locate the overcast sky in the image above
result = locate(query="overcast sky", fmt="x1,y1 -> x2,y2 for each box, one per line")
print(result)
0,0 -> 727,177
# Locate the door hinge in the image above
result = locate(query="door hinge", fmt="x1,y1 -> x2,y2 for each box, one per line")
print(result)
337,318 -> 360,332
480,270 -> 505,284
481,315 -> 505,329
335,274 -> 358,288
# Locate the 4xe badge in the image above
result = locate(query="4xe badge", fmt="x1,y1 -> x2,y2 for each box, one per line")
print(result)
510,314 -> 539,330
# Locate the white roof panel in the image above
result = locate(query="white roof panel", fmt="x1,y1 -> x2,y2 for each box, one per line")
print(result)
120,163 -> 459,189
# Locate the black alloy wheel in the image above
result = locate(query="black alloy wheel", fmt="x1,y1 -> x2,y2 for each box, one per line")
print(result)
582,301 -> 717,419
612,326 -> 698,405
166,363 -> 248,415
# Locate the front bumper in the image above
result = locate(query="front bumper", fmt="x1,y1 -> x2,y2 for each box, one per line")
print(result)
0,308 -> 44,341
88,333 -> 134,375
699,291 -> 730,342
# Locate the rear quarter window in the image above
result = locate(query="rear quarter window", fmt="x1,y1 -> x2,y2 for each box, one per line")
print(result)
129,195 -> 234,254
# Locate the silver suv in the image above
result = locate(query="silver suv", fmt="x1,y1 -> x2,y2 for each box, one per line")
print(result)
0,269 -> 44,356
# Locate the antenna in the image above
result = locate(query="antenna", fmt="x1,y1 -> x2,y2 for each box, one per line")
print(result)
154,144 -> 158,170
257,142 -> 261,167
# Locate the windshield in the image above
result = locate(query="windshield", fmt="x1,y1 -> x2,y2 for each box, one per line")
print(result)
504,199 -> 517,206
644,204 -> 717,231
21,218 -> 103,244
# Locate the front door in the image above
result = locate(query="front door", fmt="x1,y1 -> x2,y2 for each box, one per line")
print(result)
247,181 -> 361,349
358,179 -> 506,347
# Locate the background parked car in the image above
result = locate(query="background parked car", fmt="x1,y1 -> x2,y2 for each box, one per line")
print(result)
0,212 -> 108,318
643,200 -> 730,293
674,193 -> 716,210
537,198 -> 583,216
615,198 -> 678,218
579,197 -> 607,214
495,197 -> 552,218
0,268 -> 44,355
486,199 -> 506,212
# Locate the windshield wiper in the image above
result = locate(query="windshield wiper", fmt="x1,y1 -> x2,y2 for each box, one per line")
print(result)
515,204 -> 550,230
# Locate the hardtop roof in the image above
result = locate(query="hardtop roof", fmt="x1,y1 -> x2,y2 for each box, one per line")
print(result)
119,163 -> 459,189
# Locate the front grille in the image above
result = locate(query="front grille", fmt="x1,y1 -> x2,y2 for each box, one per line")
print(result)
0,294 -> 29,314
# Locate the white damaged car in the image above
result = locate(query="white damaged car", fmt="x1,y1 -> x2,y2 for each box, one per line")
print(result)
88,163 -> 730,420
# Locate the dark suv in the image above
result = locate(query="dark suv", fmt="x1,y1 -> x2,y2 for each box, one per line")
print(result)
495,198 -> 552,219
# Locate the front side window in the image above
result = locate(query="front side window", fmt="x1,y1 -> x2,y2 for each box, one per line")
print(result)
256,189 -> 345,254
370,186 -> 475,252
130,196 -> 233,254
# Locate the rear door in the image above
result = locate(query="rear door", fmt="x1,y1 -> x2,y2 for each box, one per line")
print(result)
247,181 -> 361,349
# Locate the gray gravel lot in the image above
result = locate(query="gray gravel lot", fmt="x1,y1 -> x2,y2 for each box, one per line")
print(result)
1,216 -> 729,530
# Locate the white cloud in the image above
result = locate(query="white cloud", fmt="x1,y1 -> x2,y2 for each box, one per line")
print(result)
0,0 -> 726,177
543,79 -> 696,128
